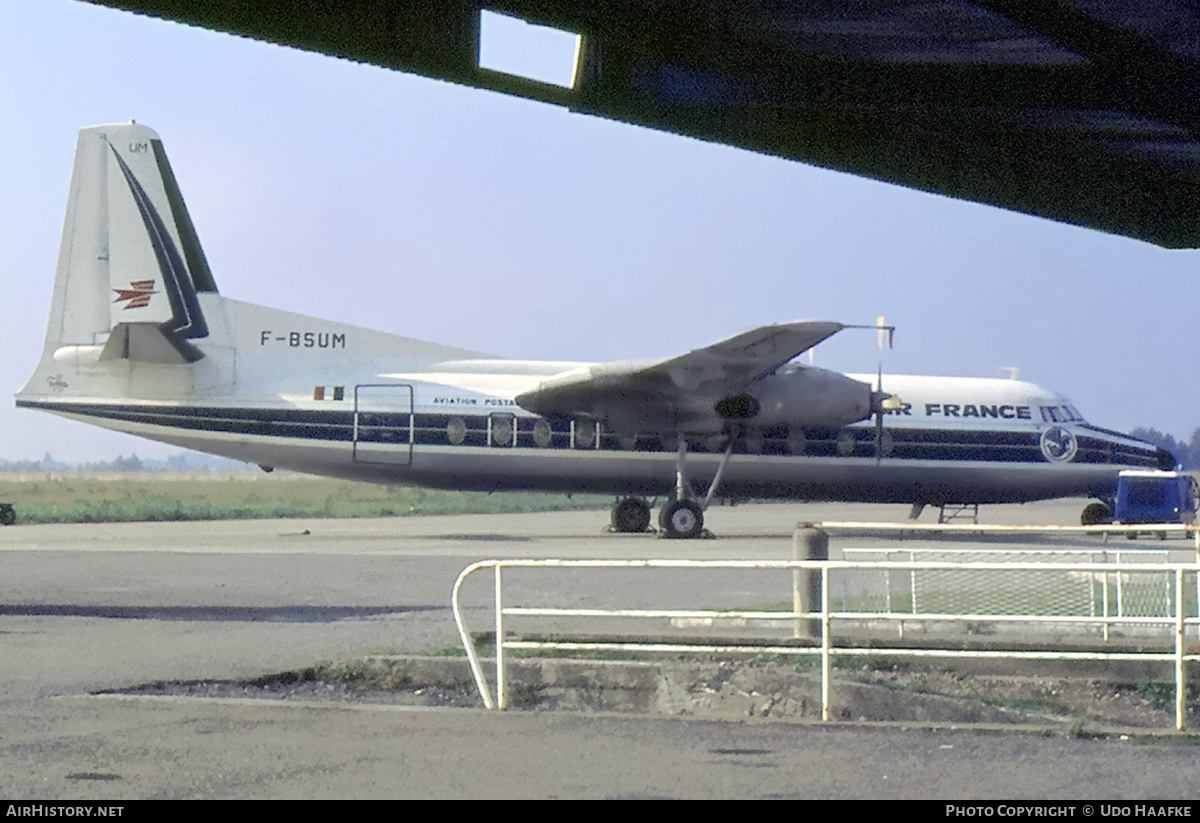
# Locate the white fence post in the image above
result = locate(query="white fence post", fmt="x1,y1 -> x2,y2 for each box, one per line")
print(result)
495,564 -> 505,710
1176,568 -> 1185,731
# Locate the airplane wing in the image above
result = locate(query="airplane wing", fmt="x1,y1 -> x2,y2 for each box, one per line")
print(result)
514,320 -> 842,430
637,320 -> 843,395
86,1 -> 1200,249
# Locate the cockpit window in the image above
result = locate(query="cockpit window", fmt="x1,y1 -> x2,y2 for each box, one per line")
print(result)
1040,404 -> 1086,423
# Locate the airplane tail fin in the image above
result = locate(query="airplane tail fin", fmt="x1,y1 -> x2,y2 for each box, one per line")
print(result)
41,122 -> 216,365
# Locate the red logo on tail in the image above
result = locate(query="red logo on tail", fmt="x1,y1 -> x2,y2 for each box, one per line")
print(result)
112,279 -> 157,309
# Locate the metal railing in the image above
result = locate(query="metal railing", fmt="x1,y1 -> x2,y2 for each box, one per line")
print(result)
816,521 -> 1198,546
452,557 -> 1200,729
840,547 -> 1178,641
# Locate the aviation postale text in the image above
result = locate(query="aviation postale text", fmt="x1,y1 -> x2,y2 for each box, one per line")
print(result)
433,397 -> 519,407
259,330 -> 346,349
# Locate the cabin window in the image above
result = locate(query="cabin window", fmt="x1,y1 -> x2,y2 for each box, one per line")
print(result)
836,431 -> 856,457
446,417 -> 466,445
787,427 -> 807,456
878,430 -> 895,457
489,414 -> 515,447
572,418 -> 596,449
532,418 -> 553,448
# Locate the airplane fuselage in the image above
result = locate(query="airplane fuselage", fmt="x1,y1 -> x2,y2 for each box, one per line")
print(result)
19,298 -> 1165,509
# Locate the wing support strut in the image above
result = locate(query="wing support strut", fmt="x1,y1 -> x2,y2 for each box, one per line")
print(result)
702,439 -> 737,512
660,433 -> 737,539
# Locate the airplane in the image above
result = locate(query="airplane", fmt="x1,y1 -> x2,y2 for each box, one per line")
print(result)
15,123 -> 1173,538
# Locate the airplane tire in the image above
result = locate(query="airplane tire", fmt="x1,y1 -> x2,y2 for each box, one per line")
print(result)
659,499 -> 704,539
611,497 -> 651,533
1080,502 -> 1112,527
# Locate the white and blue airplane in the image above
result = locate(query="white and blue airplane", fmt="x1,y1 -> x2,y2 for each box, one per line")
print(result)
16,123 -> 1171,537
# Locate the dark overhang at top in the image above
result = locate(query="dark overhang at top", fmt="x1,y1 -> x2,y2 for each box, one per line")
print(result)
87,1 -> 1200,248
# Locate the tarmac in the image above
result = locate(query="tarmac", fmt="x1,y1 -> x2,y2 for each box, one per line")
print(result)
3,500 -> 1200,799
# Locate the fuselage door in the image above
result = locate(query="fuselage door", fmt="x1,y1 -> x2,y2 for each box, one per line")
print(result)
353,384 -> 414,465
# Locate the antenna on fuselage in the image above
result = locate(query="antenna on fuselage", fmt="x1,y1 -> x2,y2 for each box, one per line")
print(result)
1000,366 -> 1021,381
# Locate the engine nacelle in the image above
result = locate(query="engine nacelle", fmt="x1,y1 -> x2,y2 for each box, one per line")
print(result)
724,365 -> 873,428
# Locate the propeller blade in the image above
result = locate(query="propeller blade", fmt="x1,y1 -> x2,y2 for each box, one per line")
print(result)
875,403 -> 883,463
872,315 -> 896,462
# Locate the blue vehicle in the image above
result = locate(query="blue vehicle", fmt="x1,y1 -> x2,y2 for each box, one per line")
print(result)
1113,471 -> 1198,537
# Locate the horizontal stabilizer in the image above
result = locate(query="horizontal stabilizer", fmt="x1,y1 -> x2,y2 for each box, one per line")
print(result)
99,322 -> 204,364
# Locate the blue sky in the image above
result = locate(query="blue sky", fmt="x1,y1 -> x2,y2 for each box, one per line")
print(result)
2,0 -> 1197,462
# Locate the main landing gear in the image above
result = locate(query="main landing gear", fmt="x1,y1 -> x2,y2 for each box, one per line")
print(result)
607,496 -> 708,539
610,496 -> 652,533
608,433 -> 737,539
658,498 -> 705,539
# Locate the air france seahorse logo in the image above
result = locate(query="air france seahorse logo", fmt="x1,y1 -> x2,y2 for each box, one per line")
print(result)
112,279 -> 158,309
1040,426 -> 1078,463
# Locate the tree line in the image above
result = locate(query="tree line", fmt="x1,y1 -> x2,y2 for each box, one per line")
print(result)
0,453 -> 254,473
1130,427 -> 1200,470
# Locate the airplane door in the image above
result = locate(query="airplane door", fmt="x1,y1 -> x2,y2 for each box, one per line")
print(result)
353,384 -> 414,465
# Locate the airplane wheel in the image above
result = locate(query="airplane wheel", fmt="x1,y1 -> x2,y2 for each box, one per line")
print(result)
659,499 -> 704,539
1080,502 -> 1111,527
611,497 -> 651,533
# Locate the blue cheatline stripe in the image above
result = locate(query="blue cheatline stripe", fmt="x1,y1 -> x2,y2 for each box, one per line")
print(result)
15,399 -> 1164,467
